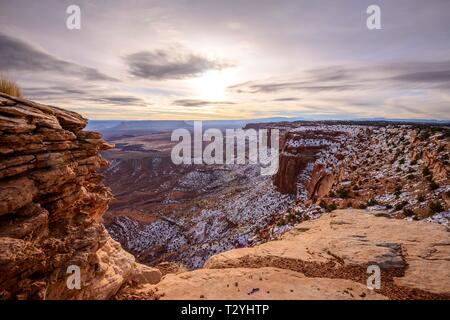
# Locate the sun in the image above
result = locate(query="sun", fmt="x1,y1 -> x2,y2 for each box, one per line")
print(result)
191,70 -> 229,101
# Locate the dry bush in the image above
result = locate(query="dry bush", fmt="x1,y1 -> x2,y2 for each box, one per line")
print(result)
0,76 -> 23,98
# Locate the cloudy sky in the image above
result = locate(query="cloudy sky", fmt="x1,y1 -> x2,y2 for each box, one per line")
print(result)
1,0 -> 449,120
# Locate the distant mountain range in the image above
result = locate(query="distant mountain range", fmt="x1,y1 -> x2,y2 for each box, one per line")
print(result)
87,117 -> 450,136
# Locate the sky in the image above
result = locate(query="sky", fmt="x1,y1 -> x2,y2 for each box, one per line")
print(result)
0,0 -> 450,120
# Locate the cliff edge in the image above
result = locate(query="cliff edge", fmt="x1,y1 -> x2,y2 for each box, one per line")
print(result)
124,209 -> 449,300
0,93 -> 160,299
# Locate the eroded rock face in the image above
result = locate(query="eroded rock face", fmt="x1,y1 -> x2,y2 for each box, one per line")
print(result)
0,93 -> 160,299
261,124 -> 449,239
272,125 -> 359,195
205,209 -> 450,299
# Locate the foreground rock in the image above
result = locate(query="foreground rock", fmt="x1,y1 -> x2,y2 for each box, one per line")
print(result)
128,267 -> 385,300
118,209 -> 449,300
205,209 -> 450,299
0,93 -> 160,299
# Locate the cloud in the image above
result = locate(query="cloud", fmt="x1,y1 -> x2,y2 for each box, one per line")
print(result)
172,99 -> 236,107
391,70 -> 450,83
231,61 -> 450,94
232,81 -> 356,93
24,86 -> 147,107
273,97 -> 301,102
90,96 -> 149,106
125,46 -> 233,80
0,32 -> 117,81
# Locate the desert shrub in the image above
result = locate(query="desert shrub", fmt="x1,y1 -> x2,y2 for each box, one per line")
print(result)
429,201 -> 444,214
336,187 -> 349,199
446,190 -> 450,198
394,201 -> 408,211
422,167 -> 431,177
407,174 -> 416,180
410,160 -> 417,166
429,181 -> 439,191
358,203 -> 367,209
419,130 -> 431,140
417,194 -> 425,202
327,204 -> 337,212
398,158 -> 405,165
394,185 -> 402,197
319,200 -> 327,209
403,208 -> 415,217
385,204 -> 393,210
367,199 -> 378,207
286,212 -> 297,223
0,76 -> 22,98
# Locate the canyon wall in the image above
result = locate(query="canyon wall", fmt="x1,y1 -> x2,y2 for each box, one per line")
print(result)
267,122 -> 449,234
273,126 -> 352,197
0,93 -> 160,299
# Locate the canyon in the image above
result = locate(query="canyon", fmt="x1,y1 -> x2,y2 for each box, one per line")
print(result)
102,120 -> 449,268
0,93 -> 449,299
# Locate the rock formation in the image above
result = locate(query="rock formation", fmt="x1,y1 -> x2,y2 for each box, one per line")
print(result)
265,123 -> 449,237
273,126 -> 354,195
0,93 -> 160,299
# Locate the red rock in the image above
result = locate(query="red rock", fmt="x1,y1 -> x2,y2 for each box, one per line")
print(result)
0,94 -> 157,299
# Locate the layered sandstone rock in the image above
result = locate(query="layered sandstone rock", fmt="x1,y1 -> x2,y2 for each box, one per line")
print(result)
272,126 -> 353,195
134,267 -> 386,300
205,209 -> 450,299
266,123 -> 449,235
0,93 -> 160,299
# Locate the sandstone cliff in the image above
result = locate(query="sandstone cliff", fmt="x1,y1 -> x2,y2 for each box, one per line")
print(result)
267,123 -> 449,237
0,93 -> 160,299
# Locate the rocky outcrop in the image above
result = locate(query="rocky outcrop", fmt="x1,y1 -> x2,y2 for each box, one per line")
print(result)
266,124 -> 449,235
306,163 -> 336,199
273,152 -> 305,194
0,93 -> 161,299
205,209 -> 450,299
272,126 -> 353,195
132,267 -> 386,300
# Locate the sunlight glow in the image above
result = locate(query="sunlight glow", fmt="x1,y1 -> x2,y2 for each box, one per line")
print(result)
191,70 -> 230,101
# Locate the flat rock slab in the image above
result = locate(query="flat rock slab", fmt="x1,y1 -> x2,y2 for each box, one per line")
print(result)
147,267 -> 386,300
205,209 -> 450,298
